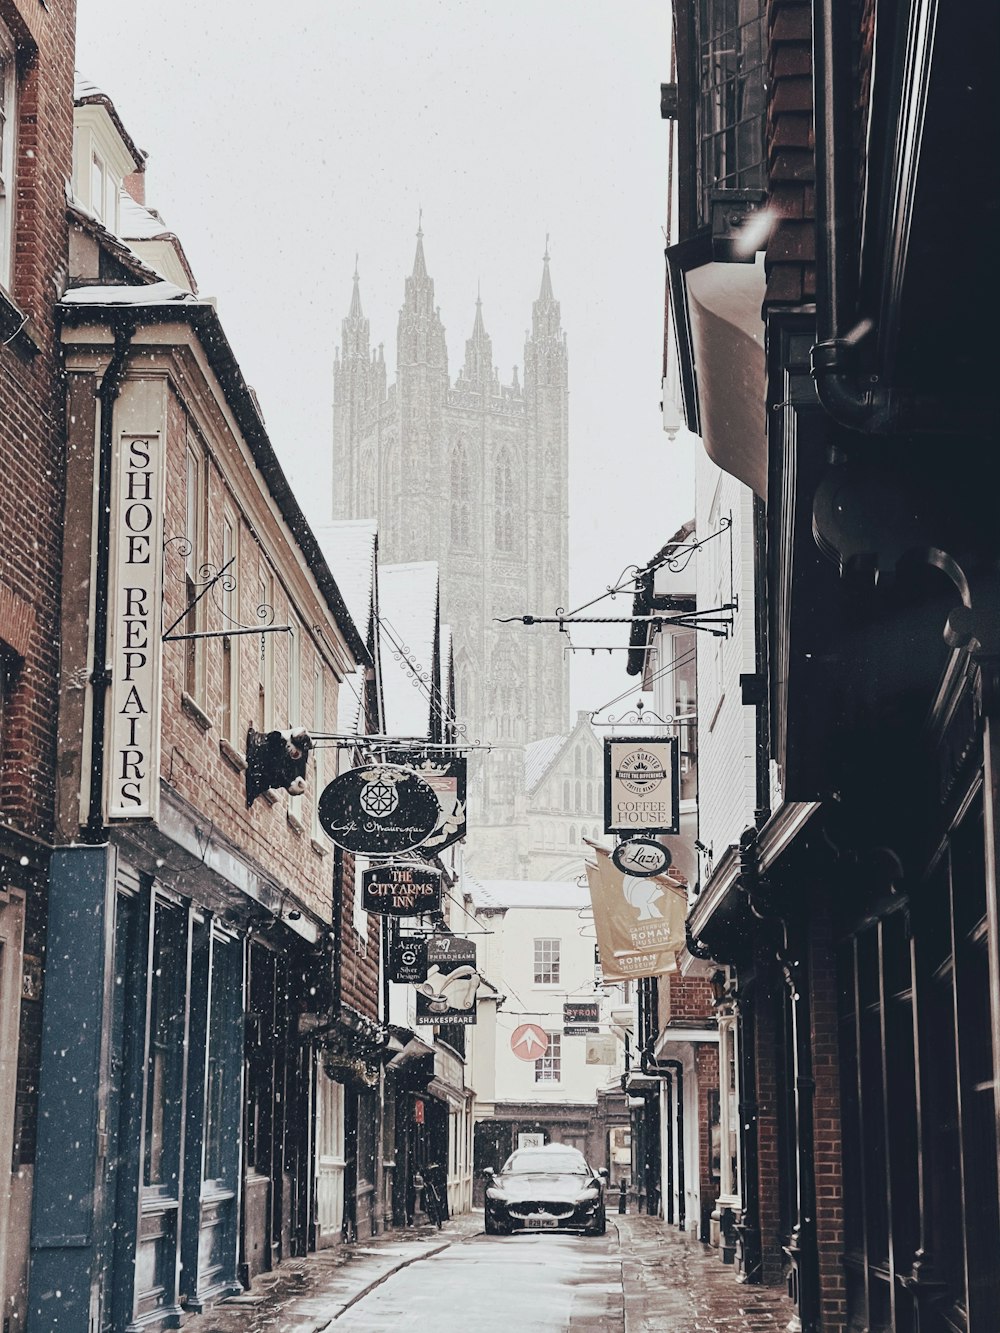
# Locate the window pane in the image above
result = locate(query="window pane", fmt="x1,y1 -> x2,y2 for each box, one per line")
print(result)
144,902 -> 186,1188
533,938 -> 560,985
534,1033 -> 562,1083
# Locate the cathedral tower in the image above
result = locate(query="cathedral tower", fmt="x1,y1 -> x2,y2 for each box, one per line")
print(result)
331,231 -> 570,877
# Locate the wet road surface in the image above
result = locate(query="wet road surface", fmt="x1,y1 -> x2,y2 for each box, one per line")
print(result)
333,1229 -> 623,1332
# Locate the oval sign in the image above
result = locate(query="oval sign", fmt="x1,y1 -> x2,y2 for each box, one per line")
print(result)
318,765 -> 440,855
612,837 -> 670,878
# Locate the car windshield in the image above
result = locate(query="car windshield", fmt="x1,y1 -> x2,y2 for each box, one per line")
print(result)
504,1151 -> 590,1176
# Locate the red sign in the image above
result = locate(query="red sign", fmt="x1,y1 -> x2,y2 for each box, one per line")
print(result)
510,1024 -> 549,1061
414,1098 -> 425,1125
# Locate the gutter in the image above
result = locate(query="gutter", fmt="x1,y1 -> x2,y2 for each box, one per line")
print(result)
87,318 -> 135,834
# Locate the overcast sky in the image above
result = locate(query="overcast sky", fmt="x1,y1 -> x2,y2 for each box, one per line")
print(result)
76,0 -> 697,718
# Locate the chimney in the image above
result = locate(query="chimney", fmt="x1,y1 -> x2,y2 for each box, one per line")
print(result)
123,164 -> 146,206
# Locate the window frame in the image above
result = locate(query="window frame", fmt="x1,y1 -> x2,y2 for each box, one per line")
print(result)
534,1032 -> 562,1084
533,937 -> 561,987
0,19 -> 17,292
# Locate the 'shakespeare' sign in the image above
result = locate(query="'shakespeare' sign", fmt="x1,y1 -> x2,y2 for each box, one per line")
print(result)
361,864 -> 442,917
604,736 -> 680,835
415,935 -> 480,1026
104,431 -> 165,821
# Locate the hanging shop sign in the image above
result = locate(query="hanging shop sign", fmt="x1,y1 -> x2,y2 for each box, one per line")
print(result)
510,1024 -> 549,1061
361,864 -> 442,917
604,736 -> 679,836
318,765 -> 440,855
389,936 -> 428,984
585,843 -> 686,981
104,424 -> 166,823
612,837 -> 671,878
415,935 -> 480,1026
585,1035 -> 618,1066
387,751 -> 467,855
563,1001 -> 601,1035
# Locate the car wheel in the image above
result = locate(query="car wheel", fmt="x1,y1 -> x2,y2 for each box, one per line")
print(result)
485,1213 -> 500,1235
585,1209 -> 607,1236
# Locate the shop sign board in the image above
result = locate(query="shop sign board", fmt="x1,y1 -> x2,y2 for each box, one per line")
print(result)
415,936 -> 480,1025
104,426 -> 165,822
510,1024 -> 549,1060
612,837 -> 671,878
386,750 -> 467,855
318,765 -> 440,855
389,936 -> 427,984
586,1035 -> 618,1066
563,1001 -> 600,1035
604,736 -> 679,835
361,864 -> 441,917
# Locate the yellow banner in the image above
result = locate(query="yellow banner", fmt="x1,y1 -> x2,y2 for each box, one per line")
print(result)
585,845 -> 687,981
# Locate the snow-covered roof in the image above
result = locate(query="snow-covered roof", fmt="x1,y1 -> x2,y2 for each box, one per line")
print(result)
314,520 -> 378,646
524,732 -> 569,793
378,562 -> 439,739
117,191 -> 171,240
440,623 -> 453,711
61,280 -> 200,306
73,71 -> 145,169
468,879 -> 591,911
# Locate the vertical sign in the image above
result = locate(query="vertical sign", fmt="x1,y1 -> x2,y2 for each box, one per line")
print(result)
104,430 -> 165,821
604,736 -> 680,835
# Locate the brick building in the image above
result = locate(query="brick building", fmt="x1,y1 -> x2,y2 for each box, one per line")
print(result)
665,0 -> 999,1328
0,0 -> 76,1323
24,83 -> 380,1328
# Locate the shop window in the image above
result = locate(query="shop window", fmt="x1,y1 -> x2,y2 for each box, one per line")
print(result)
535,1033 -> 561,1083
203,932 -> 242,1186
0,22 -> 16,292
144,899 -> 187,1190
716,1011 -> 741,1203
534,938 -> 560,986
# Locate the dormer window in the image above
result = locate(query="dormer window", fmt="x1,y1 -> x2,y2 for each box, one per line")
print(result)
73,76 -> 141,236
0,20 -> 16,290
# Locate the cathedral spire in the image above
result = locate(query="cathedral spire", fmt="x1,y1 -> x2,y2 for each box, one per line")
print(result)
348,254 -> 363,319
411,211 -> 428,280
398,217 -> 447,370
539,234 -> 554,302
341,257 -> 370,360
530,238 -> 562,342
459,288 -> 496,387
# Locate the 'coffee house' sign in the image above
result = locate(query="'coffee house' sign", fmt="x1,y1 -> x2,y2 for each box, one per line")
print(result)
104,427 -> 165,822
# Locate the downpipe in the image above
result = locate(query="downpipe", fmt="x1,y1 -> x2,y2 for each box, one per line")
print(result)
661,1059 -> 685,1231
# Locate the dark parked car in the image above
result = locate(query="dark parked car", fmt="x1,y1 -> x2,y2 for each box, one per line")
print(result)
483,1144 -> 608,1235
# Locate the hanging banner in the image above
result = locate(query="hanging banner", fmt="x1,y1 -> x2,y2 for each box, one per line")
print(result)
604,736 -> 679,835
361,864 -> 441,917
104,428 -> 165,822
318,765 -> 440,855
386,750 -> 467,855
389,936 -> 427,984
415,935 -> 480,1025
585,844 -> 686,981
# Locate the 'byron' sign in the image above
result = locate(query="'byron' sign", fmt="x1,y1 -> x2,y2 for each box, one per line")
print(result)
103,428 -> 165,821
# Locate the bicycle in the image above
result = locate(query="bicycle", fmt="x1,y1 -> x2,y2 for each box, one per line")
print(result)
416,1170 -> 444,1229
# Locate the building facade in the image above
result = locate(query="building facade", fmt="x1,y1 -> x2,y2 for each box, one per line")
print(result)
331,235 -> 571,878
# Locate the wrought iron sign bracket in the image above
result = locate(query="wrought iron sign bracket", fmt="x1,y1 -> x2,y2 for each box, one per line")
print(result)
161,539 -> 290,644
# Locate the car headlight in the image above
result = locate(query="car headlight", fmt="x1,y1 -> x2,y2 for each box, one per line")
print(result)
486,1188 -> 509,1202
574,1188 -> 599,1203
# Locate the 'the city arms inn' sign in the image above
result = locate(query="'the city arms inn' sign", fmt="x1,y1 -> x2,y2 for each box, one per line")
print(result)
103,425 -> 165,822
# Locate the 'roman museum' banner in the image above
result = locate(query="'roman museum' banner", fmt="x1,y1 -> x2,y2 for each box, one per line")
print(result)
103,426 -> 165,822
585,843 -> 686,981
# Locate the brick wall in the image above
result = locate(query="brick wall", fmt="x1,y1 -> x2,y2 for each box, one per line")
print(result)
664,974 -> 715,1025
0,0 -> 77,1175
809,893 -> 845,1330
764,0 -> 816,308
754,974 -> 785,1284
339,851 -> 381,1020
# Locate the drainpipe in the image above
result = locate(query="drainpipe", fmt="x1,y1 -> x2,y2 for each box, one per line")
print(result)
87,319 -> 135,834
661,1059 -> 685,1231
809,0 -> 970,435
664,1071 -> 675,1225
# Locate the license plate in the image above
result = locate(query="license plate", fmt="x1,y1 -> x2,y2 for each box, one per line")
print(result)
525,1215 -> 558,1229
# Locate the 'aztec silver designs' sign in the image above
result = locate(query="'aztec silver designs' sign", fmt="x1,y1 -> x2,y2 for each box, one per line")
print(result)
604,736 -> 680,836
104,431 -> 165,821
318,766 -> 440,855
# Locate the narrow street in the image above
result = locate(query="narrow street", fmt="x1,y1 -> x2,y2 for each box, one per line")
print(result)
185,1215 -> 789,1333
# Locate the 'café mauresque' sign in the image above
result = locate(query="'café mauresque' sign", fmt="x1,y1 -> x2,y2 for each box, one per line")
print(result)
318,766 -> 440,855
604,736 -> 680,836
104,424 -> 165,822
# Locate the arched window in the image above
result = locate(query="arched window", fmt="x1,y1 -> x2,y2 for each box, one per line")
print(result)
586,749 -> 594,778
588,782 -> 595,810
575,780 -> 582,812
563,780 -> 570,808
451,441 -> 472,547
494,449 -> 515,551
574,749 -> 582,776
569,824 -> 577,845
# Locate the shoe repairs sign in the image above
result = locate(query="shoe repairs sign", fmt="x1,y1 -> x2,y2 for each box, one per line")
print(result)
415,935 -> 480,1025
604,736 -> 680,835
361,864 -> 442,916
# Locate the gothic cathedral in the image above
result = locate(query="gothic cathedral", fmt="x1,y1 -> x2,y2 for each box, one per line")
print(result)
332,228 -> 571,877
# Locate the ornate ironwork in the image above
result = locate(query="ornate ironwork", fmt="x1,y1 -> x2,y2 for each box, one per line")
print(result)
590,698 -> 678,728
161,539 -> 287,643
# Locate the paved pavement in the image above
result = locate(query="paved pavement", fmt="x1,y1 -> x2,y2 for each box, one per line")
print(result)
182,1211 -> 789,1332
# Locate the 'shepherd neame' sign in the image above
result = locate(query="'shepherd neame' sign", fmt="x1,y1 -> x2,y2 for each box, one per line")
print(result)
104,430 -> 165,821
361,864 -> 442,916
604,736 -> 680,836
